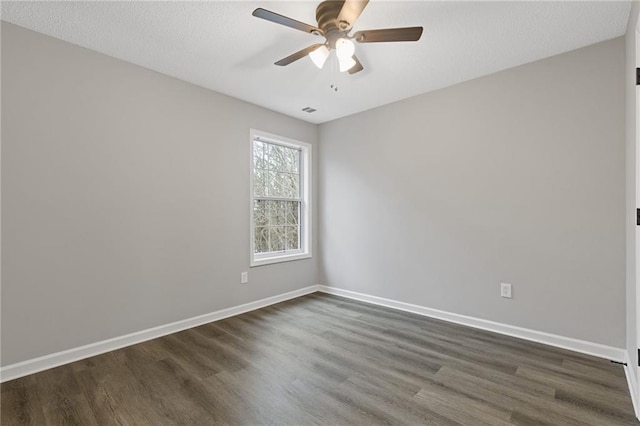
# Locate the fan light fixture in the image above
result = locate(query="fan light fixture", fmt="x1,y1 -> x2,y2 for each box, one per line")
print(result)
335,38 -> 355,59
335,38 -> 356,72
309,45 -> 330,69
338,56 -> 356,72
309,39 -> 356,72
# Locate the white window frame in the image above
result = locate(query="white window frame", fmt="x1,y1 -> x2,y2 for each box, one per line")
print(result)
249,129 -> 312,267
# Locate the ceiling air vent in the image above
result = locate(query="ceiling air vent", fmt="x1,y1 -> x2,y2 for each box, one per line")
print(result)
302,107 -> 316,113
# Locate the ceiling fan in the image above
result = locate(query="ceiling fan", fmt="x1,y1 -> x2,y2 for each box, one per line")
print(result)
252,0 -> 423,75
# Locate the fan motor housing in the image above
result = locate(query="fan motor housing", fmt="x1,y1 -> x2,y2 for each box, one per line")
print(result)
316,0 -> 349,47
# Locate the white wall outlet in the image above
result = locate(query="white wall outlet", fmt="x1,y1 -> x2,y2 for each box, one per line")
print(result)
241,272 -> 248,284
501,283 -> 512,298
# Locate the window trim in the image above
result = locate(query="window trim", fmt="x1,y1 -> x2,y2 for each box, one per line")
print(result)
249,129 -> 312,267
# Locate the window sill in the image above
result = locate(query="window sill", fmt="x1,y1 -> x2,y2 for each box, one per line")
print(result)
250,252 -> 311,267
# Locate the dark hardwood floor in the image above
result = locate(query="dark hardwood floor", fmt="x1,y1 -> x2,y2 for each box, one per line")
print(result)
1,292 -> 637,425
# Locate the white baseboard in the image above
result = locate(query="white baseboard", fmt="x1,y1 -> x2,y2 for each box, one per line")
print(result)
0,285 -> 320,383
317,285 -> 626,362
2,281 -> 632,406
624,352 -> 640,420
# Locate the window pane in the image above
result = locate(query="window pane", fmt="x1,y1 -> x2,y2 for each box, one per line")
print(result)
286,226 -> 299,250
254,200 -> 268,227
267,143 -> 286,172
253,141 -> 265,170
254,227 -> 268,253
264,143 -> 273,170
264,143 -> 300,172
255,142 -> 301,199
285,202 -> 299,225
265,200 -> 283,226
254,200 -> 301,254
269,226 -> 285,252
267,171 -> 279,197
284,173 -> 299,198
268,172 -> 299,198
269,171 -> 298,198
269,172 -> 285,197
274,172 -> 286,197
285,148 -> 299,173
253,168 -> 266,197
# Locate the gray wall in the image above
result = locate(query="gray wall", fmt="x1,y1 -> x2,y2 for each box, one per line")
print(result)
1,23 -> 319,366
1,20 -> 629,366
626,2 -> 639,387
319,37 -> 626,347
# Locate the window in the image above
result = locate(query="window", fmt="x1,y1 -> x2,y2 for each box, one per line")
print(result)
250,129 -> 311,266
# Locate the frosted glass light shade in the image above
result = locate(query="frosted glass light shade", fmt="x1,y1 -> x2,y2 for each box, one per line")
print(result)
338,55 -> 356,72
309,45 -> 329,69
335,38 -> 355,60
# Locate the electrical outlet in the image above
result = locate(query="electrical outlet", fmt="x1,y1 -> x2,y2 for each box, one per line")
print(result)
501,283 -> 512,298
241,272 -> 248,284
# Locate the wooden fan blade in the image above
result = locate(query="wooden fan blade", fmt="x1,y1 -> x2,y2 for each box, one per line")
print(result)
336,0 -> 369,30
348,55 -> 364,74
252,8 -> 322,35
354,27 -> 423,43
275,44 -> 324,66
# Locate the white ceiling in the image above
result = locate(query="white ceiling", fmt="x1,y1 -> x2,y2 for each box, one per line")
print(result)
1,1 -> 631,124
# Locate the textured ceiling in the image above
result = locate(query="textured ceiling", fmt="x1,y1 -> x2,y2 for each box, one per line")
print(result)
1,1 -> 632,124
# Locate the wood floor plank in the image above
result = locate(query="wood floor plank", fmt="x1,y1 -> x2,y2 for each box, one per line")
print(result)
1,293 -> 636,425
1,386 -> 47,425
414,381 -> 513,426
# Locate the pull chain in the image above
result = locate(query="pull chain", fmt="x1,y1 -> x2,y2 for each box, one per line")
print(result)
330,53 -> 338,92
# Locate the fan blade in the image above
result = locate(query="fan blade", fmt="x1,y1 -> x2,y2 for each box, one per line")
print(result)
336,0 -> 369,29
354,27 -> 423,43
348,55 -> 364,74
252,8 -> 321,35
275,44 -> 324,66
